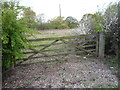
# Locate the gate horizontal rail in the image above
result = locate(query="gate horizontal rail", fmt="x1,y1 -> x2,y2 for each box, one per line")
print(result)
17,33 -> 98,64
28,34 -> 87,41
18,49 -> 96,61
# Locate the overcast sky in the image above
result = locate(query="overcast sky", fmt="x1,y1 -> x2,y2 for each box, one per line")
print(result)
19,0 -> 117,21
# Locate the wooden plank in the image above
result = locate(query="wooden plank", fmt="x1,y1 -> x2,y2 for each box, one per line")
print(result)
87,49 -> 96,52
27,40 -> 59,59
17,54 -> 95,65
31,42 -> 64,47
60,39 -> 68,44
19,49 -> 96,61
83,44 -> 96,48
96,32 -> 99,57
30,39 -> 96,48
28,35 -> 87,42
18,50 -> 85,61
39,40 -> 59,51
75,45 -> 95,54
75,39 -> 96,44
23,48 -> 71,54
23,45 -> 96,54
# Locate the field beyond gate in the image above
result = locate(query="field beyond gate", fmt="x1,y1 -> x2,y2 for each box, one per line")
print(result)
17,32 -> 98,65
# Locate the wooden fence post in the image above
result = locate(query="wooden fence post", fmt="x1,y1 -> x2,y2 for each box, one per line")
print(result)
96,32 -> 99,57
98,32 -> 105,58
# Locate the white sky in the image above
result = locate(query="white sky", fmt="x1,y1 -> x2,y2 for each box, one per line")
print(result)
19,0 -> 117,21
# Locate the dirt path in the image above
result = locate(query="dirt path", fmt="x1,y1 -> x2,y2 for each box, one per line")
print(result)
3,55 -> 118,88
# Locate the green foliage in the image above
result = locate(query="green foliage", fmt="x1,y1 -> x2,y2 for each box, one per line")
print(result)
32,13 -> 77,30
35,15 -> 79,30
92,12 -> 103,32
104,57 -> 118,68
102,2 -> 119,56
20,7 -> 37,29
79,13 -> 103,34
94,83 -> 118,88
78,1 -> 119,57
65,16 -> 79,28
27,80 -> 33,84
1,1 -> 39,71
49,17 -> 69,29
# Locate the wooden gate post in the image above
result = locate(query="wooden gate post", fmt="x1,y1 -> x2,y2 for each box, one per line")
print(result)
98,32 -> 105,58
96,32 -> 99,57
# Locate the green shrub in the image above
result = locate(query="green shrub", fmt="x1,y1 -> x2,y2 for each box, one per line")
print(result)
2,1 -> 31,71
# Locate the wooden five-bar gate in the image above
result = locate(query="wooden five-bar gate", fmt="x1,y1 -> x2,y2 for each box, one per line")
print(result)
17,32 -> 104,65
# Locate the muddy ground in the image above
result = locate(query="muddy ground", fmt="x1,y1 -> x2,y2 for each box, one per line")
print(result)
3,55 -> 118,88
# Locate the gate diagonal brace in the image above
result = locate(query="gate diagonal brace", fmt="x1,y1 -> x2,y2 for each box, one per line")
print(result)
40,52 -> 48,57
75,45 -> 93,54
27,40 -> 59,59
30,48 -> 48,57
60,39 -> 68,44
39,39 -> 59,51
